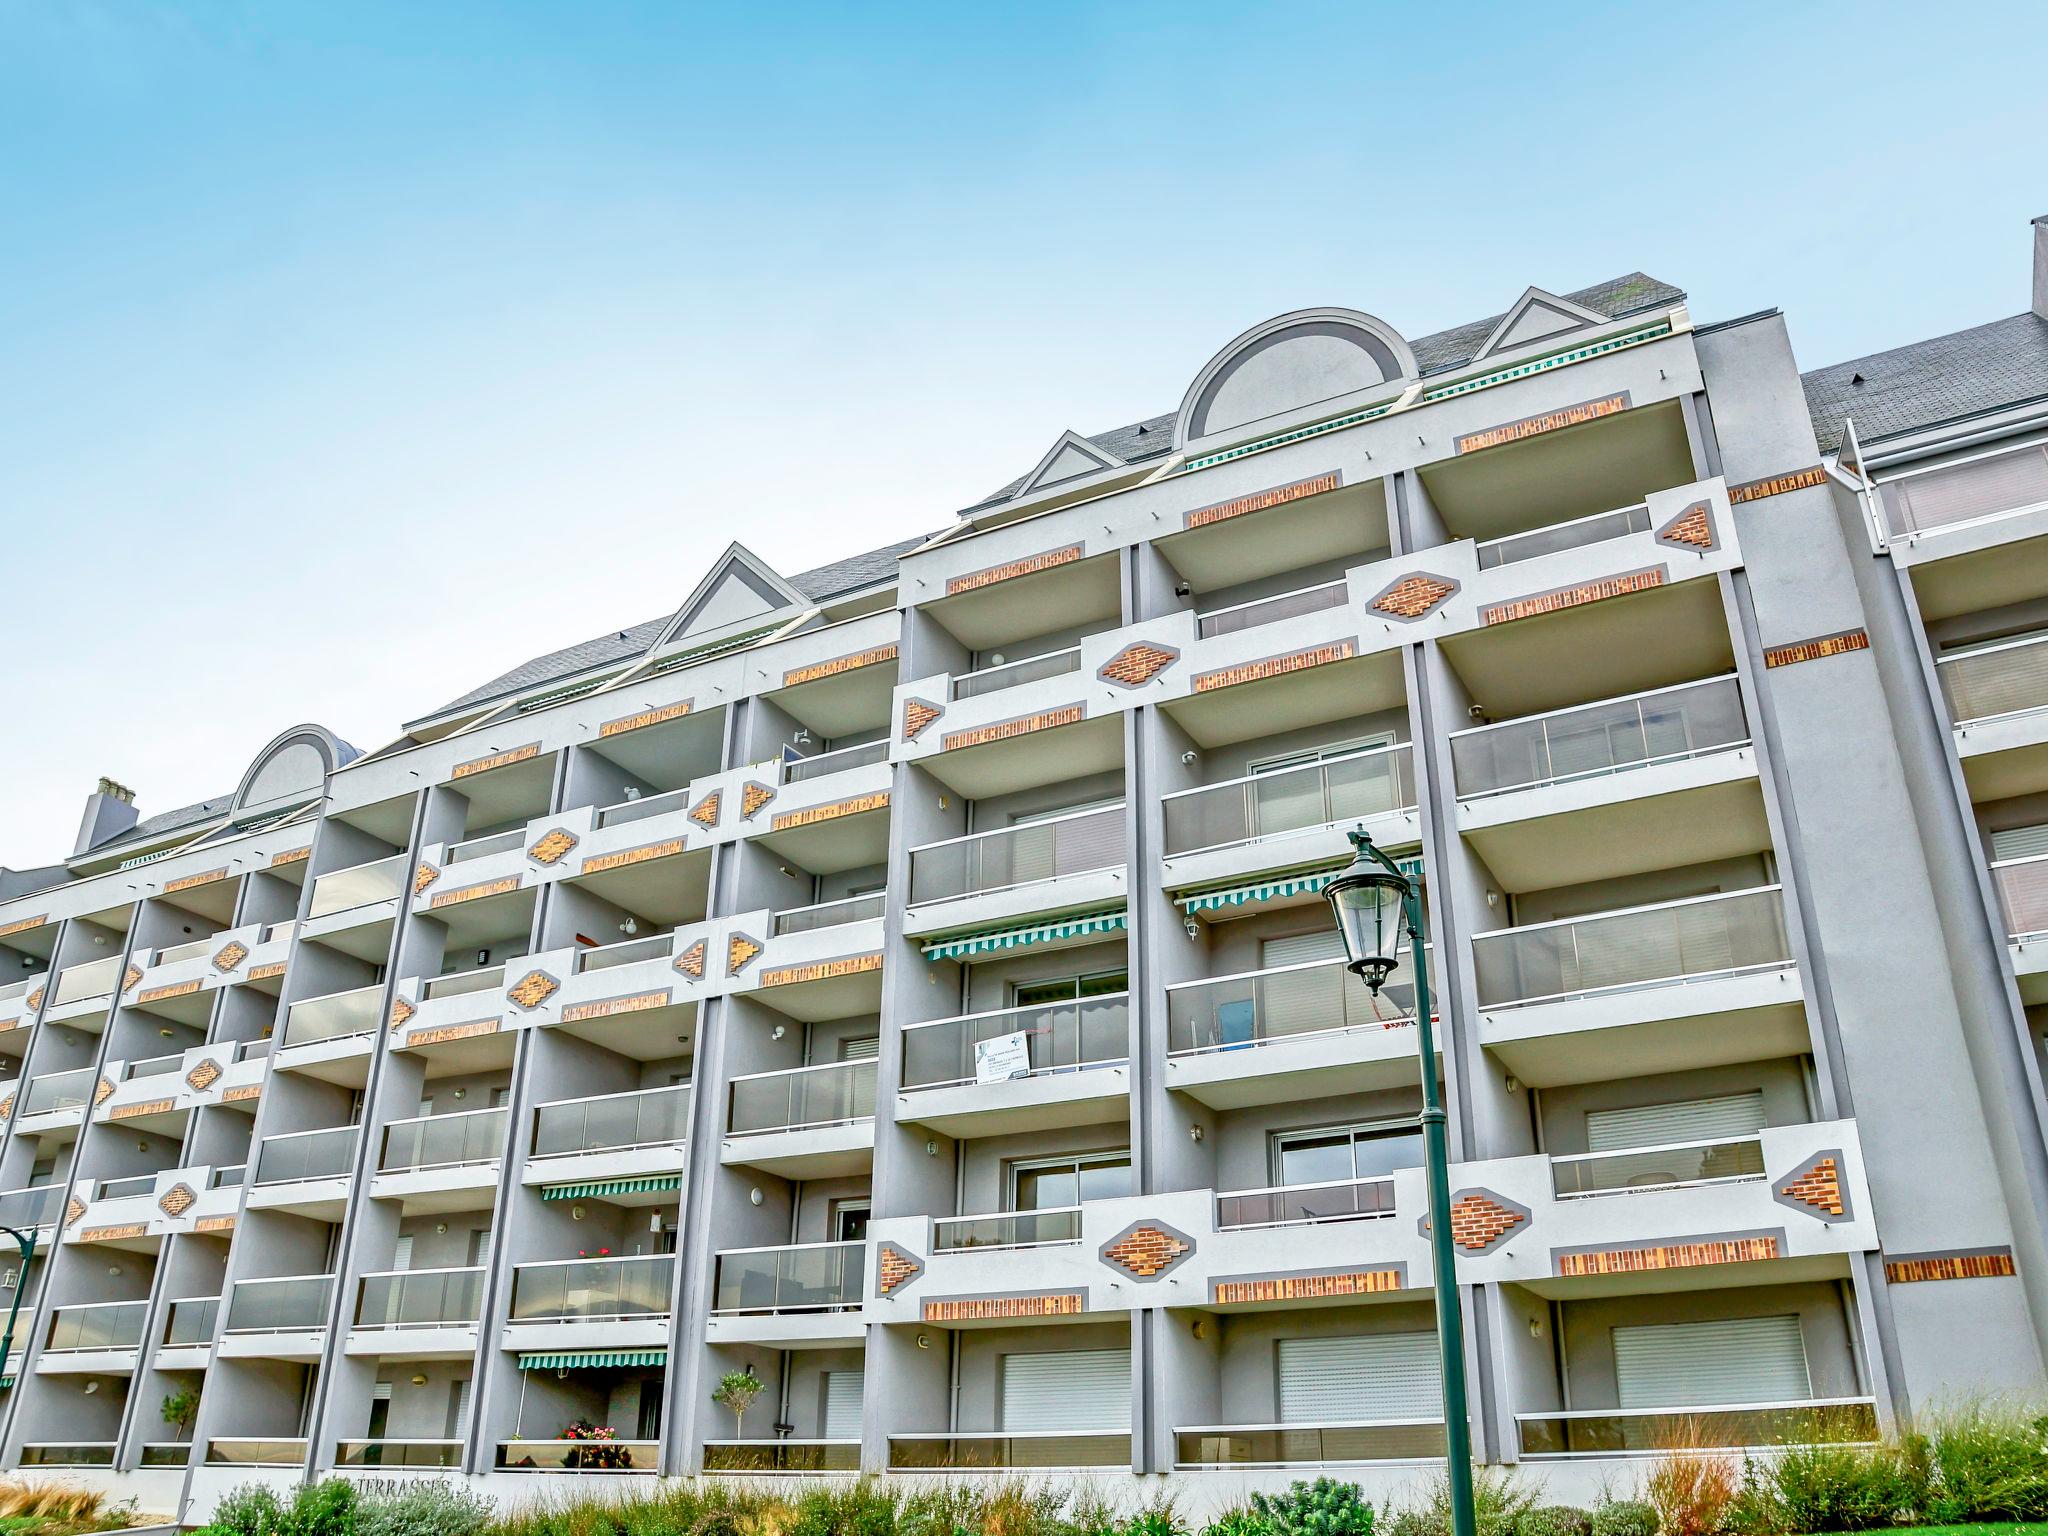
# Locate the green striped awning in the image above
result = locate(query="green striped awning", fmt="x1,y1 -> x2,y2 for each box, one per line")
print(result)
920,908 -> 1126,962
519,1349 -> 667,1371
540,1175 -> 682,1201
1176,857 -> 1424,916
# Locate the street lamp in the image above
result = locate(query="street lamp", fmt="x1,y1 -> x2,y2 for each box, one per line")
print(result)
1323,827 -> 1476,1536
0,1221 -> 40,1395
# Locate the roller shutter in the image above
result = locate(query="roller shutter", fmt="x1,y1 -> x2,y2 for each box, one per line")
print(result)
1613,1315 -> 1810,1408
823,1370 -> 864,1439
1276,1333 -> 1442,1421
1000,1348 -> 1130,1432
1585,1092 -> 1765,1153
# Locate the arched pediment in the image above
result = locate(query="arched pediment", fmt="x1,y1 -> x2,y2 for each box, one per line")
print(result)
232,725 -> 355,817
1176,307 -> 1416,448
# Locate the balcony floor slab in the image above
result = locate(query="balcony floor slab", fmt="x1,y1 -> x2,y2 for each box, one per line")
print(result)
343,1324 -> 481,1360
896,1066 -> 1129,1138
1167,1028 -> 1425,1111
720,1121 -> 875,1179
218,1329 -> 327,1363
705,1311 -> 866,1350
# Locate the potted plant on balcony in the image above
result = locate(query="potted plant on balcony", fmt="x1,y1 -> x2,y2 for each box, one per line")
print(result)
713,1369 -> 763,1443
559,1419 -> 630,1469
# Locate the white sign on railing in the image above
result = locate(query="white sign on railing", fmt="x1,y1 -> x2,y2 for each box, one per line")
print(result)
974,1031 -> 1031,1085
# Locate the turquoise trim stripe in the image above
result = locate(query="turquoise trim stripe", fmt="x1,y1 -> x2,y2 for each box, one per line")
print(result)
1176,856 -> 1423,915
519,1349 -> 667,1370
920,908 -> 1127,962
540,1175 -> 682,1201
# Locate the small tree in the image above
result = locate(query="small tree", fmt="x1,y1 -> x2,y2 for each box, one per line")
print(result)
712,1369 -> 764,1441
161,1388 -> 200,1443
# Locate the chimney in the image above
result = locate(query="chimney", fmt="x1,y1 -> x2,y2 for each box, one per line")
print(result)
73,777 -> 139,858
2035,214 -> 2048,320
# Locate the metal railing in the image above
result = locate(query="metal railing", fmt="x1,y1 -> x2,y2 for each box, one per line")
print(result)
728,1059 -> 876,1135
575,933 -> 674,973
533,1084 -> 691,1158
306,854 -> 406,919
380,1107 -> 507,1171
46,1300 -> 148,1352
773,893 -> 887,937
1449,677 -> 1748,799
509,1254 -> 673,1322
356,1266 -> 485,1328
1177,1420 -> 1444,1466
1196,578 -> 1348,639
496,1439 -> 659,1471
901,993 -> 1128,1090
1167,960 -> 1412,1055
0,976 -> 34,1004
1476,501 -> 1651,569
782,740 -> 889,785
951,647 -> 1083,702
164,1296 -> 221,1346
206,1437 -> 310,1466
909,804 -> 1124,904
1215,1175 -> 1398,1230
223,1274 -> 335,1333
1163,744 -> 1415,856
1471,886 -> 1791,1009
712,1241 -> 863,1314
446,829 -> 524,864
1519,1398 -> 1879,1457
22,1067 -> 95,1116
209,1164 -> 246,1189
263,920 -> 299,943
1938,631 -> 2048,726
704,1440 -> 861,1473
51,956 -> 123,1007
254,1124 -> 358,1184
420,964 -> 506,1000
282,984 -> 382,1047
889,1432 -> 1130,1469
595,786 -> 692,829
1877,440 -> 2048,540
1551,1134 -> 1767,1198
337,1440 -> 463,1468
1995,852 -> 2048,938
933,1206 -> 1082,1252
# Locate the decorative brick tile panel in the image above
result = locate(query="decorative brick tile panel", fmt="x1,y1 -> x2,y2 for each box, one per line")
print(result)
388,997 -> 416,1032
1099,642 -> 1179,688
1371,574 -> 1458,621
223,1084 -> 261,1104
528,829 -> 579,865
580,838 -> 685,875
674,938 -> 708,979
429,875 -> 521,909
1439,1189 -> 1530,1254
138,979 -> 202,1004
876,1241 -> 923,1296
761,953 -> 883,988
727,933 -> 763,975
924,1293 -> 1084,1321
211,941 -> 249,973
561,991 -> 670,1023
185,1059 -> 223,1092
158,1183 -> 197,1217
1764,630 -> 1869,669
81,1223 -> 147,1243
1884,1247 -> 2017,1283
1212,1268 -> 1407,1305
195,1214 -> 237,1233
903,698 -> 944,741
945,543 -> 1083,596
247,962 -> 287,982
164,867 -> 227,894
1656,500 -> 1717,551
121,965 -> 143,994
688,791 -> 722,830
1556,1235 -> 1780,1277
0,915 -> 47,939
740,782 -> 776,820
770,792 -> 889,832
783,644 -> 898,688
940,704 -> 1084,752
1729,465 -> 1829,503
93,1077 -> 115,1105
600,700 -> 692,738
111,1098 -> 175,1121
413,861 -> 441,895
22,986 -> 42,1012
64,1197 -> 85,1228
1481,568 -> 1665,627
1456,392 -> 1631,454
1776,1152 -> 1850,1219
1100,1220 -> 1196,1280
507,970 -> 560,1011
1184,471 -> 1341,530
407,1020 -> 501,1048
1192,641 -> 1356,693
270,847 -> 310,867
452,742 -> 539,780
0,1094 -> 14,1120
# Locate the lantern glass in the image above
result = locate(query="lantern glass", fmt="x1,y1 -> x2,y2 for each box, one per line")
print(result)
1325,863 -> 1407,995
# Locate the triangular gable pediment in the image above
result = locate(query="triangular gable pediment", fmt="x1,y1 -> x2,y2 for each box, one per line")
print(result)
1475,287 -> 1610,361
1012,430 -> 1126,500
654,542 -> 808,650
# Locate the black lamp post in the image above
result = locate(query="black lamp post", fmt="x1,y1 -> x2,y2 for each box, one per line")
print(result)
1323,827 -> 1476,1536
0,1222 -> 40,1396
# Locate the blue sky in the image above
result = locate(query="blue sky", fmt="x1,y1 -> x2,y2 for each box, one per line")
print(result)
2,0 -> 2044,867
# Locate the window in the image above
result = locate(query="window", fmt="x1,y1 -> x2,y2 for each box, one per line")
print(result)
1012,1152 -> 1131,1210
1273,1123 -> 1424,1188
1248,735 -> 1400,832
1992,824 -> 2048,861
490,1087 -> 512,1109
636,1381 -> 662,1441
391,1235 -> 414,1273
1012,970 -> 1128,1009
823,1371 -> 863,1439
367,1382 -> 392,1440
447,1378 -> 471,1438
833,1201 -> 870,1243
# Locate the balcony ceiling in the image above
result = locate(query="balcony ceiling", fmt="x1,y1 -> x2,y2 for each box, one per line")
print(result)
163,881 -> 239,927
453,753 -> 556,834
769,666 -> 898,741
1910,528 -> 2048,620
918,713 -> 1123,800
1521,1248 -> 1851,1302
1158,480 -> 1389,595
1484,996 -> 1809,1089
1465,774 -> 1771,892
735,966 -> 882,1025
410,1028 -> 516,1080
926,551 -> 1123,652
755,806 -> 891,878
432,885 -> 537,954
591,708 -> 725,791
569,847 -> 712,928
337,794 -> 415,848
551,996 -> 696,1060
1164,649 -> 1406,751
1961,739 -> 2048,804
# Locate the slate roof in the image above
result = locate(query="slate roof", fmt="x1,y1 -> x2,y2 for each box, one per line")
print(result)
419,272 -> 1685,724
90,795 -> 234,856
1802,310 -> 2048,454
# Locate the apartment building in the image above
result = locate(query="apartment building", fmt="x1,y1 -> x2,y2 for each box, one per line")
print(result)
2,218 -> 2047,1520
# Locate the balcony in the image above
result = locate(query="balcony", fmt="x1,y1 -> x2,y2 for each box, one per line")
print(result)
0,1184 -> 65,1231
526,1084 -> 691,1193
1176,1420 -> 1443,1468
206,1437 -> 309,1467
724,1060 -> 875,1176
1939,632 -> 2048,800
933,1206 -> 1082,1252
306,854 -> 406,921
348,1267 -> 484,1358
495,1439 -> 659,1472
1196,577 -> 1351,640
504,1254 -> 672,1356
1476,499 -> 1652,570
157,1295 -> 219,1368
709,1241 -> 864,1348
1165,960 -> 1417,1108
372,1107 -> 506,1206
1995,856 -> 2048,998
905,805 -> 1125,935
1519,1397 -> 1879,1457
40,1300 -> 147,1368
19,1444 -> 117,1468
218,1274 -> 334,1361
888,1432 -> 1129,1471
248,1125 -> 358,1218
279,984 -> 382,1068
336,1440 -> 464,1469
1474,887 -> 1805,1086
1551,1134 -> 1766,1199
573,934 -> 672,975
772,893 -> 886,938
19,1066 -> 95,1122
898,993 -> 1129,1135
50,955 -> 123,1011
703,1440 -> 860,1474
1875,439 -> 2048,551
780,738 -> 889,785
951,647 -> 1083,702
1215,1174 -> 1399,1231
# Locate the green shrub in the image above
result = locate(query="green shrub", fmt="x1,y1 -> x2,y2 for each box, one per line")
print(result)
1924,1399 -> 2048,1524
204,1484 -> 288,1536
787,1480 -> 899,1536
1250,1478 -> 1373,1536
1391,1468 -> 1535,1536
355,1482 -> 492,1536
1585,1501 -> 1654,1536
1512,1508 -> 1589,1536
285,1481 -> 357,1536
1112,1503 -> 1188,1536
1200,1508 -> 1268,1536
1769,1435 -> 1924,1531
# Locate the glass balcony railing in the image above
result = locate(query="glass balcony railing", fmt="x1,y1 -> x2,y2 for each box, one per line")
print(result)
594,786 -> 691,829
1476,500 -> 1652,569
704,1440 -> 861,1473
1177,1420 -> 1444,1466
933,1206 -> 1081,1252
1471,887 -> 1791,1009
908,805 -> 1124,904
140,1443 -> 195,1467
533,1084 -> 691,1158
781,739 -> 889,785
1995,852 -> 2048,938
727,1060 -> 875,1135
45,1300 -> 147,1353
164,1296 -> 221,1346
1551,1135 -> 1767,1198
772,893 -> 886,937
22,1067 -> 95,1116
1195,578 -> 1348,639
446,829 -> 524,864
0,1185 -> 65,1229
94,1174 -> 157,1200
1167,961 -> 1410,1056
19,1444 -> 117,1467
356,1267 -> 485,1328
306,855 -> 405,919
889,1433 -> 1130,1469
51,956 -> 123,1007
1939,631 -> 2048,726
1519,1398 -> 1879,1457
0,976 -> 36,1005
1449,677 -> 1748,799
123,1051 -> 188,1083
282,985 -> 382,1047
420,965 -> 506,1001
574,934 -> 675,974
337,1440 -> 463,1468
379,1107 -> 507,1171
1163,744 -> 1415,856
1215,1175 -> 1398,1231
254,1125 -> 358,1185
153,938 -> 214,967
901,993 -> 1128,1090
712,1241 -> 863,1314
206,1438 -> 309,1467
509,1255 -> 673,1323
496,1439 -> 659,1472
1877,441 -> 2048,540
950,647 -> 1082,702
223,1275 -> 334,1333
209,1164 -> 247,1189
